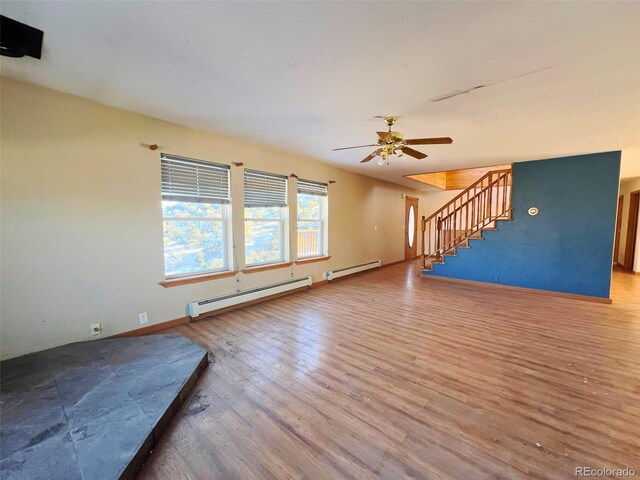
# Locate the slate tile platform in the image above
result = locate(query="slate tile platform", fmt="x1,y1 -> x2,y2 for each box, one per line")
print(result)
0,333 -> 208,480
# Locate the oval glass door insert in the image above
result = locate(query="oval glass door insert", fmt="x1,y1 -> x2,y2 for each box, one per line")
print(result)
407,205 -> 415,247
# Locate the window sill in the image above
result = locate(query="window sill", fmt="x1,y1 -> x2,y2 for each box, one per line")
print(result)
242,261 -> 292,274
160,270 -> 238,288
295,255 -> 331,265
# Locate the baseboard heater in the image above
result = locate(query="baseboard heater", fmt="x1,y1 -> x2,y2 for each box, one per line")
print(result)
187,276 -> 312,318
326,260 -> 381,281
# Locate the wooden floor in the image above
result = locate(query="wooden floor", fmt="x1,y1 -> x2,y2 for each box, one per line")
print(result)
140,263 -> 640,480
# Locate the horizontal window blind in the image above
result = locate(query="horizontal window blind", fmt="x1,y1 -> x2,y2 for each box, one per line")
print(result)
161,154 -> 230,204
297,179 -> 328,197
244,169 -> 288,207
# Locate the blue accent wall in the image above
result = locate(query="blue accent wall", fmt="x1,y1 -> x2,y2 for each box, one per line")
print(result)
424,151 -> 621,299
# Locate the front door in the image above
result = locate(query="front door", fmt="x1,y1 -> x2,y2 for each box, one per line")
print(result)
405,196 -> 419,260
614,195 -> 624,265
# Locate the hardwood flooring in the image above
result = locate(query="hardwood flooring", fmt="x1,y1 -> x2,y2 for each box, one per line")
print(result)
140,262 -> 640,479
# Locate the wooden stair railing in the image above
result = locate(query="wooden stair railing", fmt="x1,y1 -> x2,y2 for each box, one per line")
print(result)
421,168 -> 513,268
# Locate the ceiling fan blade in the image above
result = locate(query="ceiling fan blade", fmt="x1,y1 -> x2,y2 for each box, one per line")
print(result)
332,144 -> 378,151
360,151 -> 377,163
405,137 -> 453,145
401,147 -> 427,159
377,131 -> 391,141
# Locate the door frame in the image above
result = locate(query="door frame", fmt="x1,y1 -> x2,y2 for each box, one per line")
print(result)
623,190 -> 640,271
404,196 -> 419,260
614,195 -> 624,265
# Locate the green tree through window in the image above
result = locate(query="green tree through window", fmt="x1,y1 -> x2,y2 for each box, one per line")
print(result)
245,206 -> 284,265
297,191 -> 327,258
163,201 -> 229,276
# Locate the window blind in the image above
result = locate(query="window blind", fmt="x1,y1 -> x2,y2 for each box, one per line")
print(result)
244,169 -> 288,207
161,154 -> 230,204
297,179 -> 328,197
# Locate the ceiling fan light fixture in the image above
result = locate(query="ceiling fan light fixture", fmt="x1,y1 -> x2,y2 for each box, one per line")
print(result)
333,117 -> 452,165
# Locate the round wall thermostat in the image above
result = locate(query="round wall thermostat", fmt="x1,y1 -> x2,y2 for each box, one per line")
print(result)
528,207 -> 539,216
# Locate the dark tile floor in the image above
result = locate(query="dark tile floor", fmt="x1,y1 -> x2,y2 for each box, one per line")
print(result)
0,333 -> 208,480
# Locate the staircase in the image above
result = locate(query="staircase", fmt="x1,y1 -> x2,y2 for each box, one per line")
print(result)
421,168 -> 513,271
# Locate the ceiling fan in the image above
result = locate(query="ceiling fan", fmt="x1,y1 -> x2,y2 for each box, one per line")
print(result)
332,116 -> 452,164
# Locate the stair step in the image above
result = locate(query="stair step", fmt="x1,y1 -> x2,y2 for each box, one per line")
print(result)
424,256 -> 444,266
454,236 -> 484,249
425,223 -> 503,269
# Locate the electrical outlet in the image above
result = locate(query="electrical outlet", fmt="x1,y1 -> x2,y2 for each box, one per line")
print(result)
138,312 -> 148,325
90,323 -> 101,336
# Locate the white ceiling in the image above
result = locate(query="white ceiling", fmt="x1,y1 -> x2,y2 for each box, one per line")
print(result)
2,1 -> 639,189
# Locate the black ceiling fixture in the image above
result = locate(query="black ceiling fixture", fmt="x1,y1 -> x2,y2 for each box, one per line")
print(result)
1,15 -> 43,59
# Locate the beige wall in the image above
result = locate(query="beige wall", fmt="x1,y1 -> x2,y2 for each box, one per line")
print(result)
617,176 -> 640,271
422,189 -> 463,218
0,78 -> 444,359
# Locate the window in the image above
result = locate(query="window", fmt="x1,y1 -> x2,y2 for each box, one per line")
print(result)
244,169 -> 288,266
161,154 -> 232,277
296,179 -> 328,259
